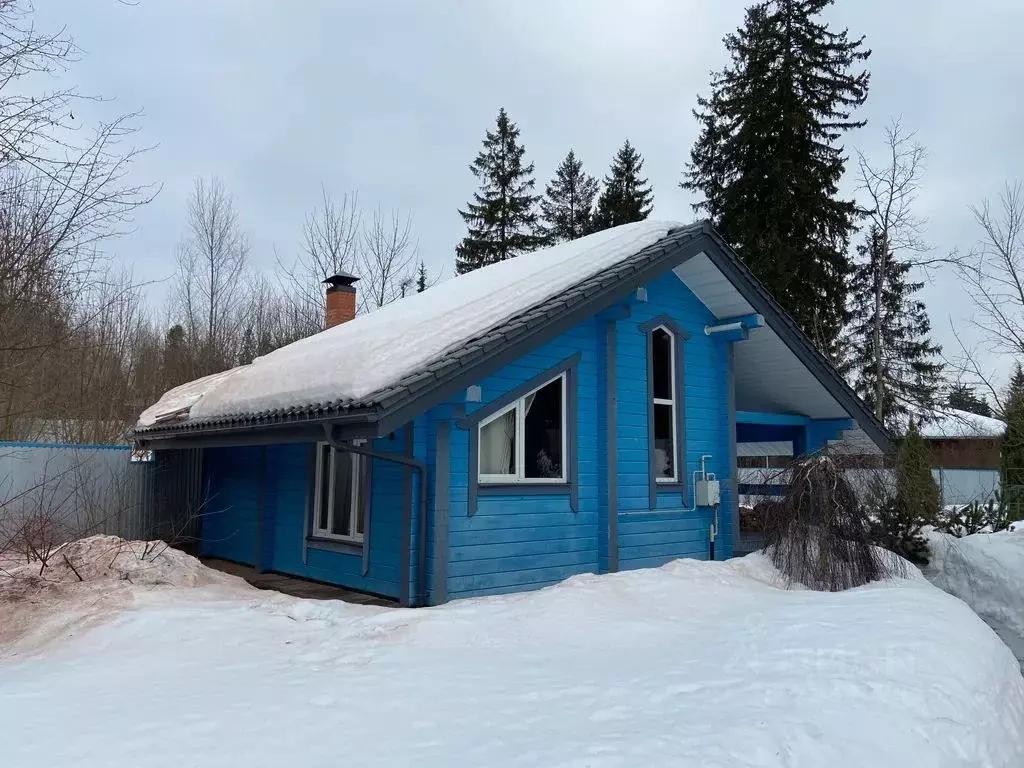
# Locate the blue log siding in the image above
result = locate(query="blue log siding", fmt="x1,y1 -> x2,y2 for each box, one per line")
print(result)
199,270 -> 740,603
445,320 -> 602,600
201,430 -> 412,600
200,446 -> 262,565
442,271 -> 736,600
615,271 -> 734,570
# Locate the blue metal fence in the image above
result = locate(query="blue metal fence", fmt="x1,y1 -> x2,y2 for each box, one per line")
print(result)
0,442 -> 202,544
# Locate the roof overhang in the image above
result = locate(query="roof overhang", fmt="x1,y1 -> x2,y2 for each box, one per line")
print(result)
135,223 -> 892,454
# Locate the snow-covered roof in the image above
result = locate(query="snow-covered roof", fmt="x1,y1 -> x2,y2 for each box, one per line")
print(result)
138,222 -> 679,430
920,408 -> 1005,440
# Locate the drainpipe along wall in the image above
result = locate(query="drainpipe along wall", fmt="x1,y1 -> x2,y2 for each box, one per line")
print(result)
324,423 -> 429,607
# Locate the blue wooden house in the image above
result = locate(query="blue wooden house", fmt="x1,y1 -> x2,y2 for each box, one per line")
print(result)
133,221 -> 889,606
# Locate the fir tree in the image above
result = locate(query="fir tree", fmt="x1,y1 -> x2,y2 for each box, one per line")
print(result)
416,261 -> 428,293
1000,363 -> 1024,520
870,422 -> 940,565
540,149 -> 599,244
947,383 -> 992,418
455,108 -> 542,274
591,140 -> 654,232
848,225 -> 943,429
682,0 -> 870,357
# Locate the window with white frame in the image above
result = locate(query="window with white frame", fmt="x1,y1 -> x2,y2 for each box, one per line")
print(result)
651,326 -> 677,482
312,443 -> 367,542
478,374 -> 566,483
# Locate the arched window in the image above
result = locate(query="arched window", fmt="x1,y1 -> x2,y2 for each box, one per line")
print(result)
651,326 -> 677,482
639,315 -> 689,507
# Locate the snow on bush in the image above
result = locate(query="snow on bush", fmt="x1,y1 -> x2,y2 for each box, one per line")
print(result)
0,535 -> 242,650
2,535 -> 228,587
926,528 -> 1024,665
2,551 -> 1022,766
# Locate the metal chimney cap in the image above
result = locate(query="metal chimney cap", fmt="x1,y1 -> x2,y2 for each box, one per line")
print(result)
323,271 -> 360,288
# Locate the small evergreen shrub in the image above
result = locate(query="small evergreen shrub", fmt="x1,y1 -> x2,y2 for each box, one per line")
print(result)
868,423 -> 941,564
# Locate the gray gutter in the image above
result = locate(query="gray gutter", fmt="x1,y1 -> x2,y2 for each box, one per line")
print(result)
134,221 -> 891,455
134,223 -> 709,446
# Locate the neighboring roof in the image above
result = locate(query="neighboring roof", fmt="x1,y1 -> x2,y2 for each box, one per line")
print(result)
135,220 -> 892,451
920,408 -> 1005,440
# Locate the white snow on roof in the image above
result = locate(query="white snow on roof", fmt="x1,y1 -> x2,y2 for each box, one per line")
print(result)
138,221 -> 679,428
137,368 -> 243,428
920,408 -> 1005,439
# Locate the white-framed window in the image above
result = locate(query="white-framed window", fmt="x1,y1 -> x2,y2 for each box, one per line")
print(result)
651,326 -> 678,483
478,373 -> 567,484
312,443 -> 367,543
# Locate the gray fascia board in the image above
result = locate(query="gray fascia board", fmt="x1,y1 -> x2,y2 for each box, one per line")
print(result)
431,420 -> 450,605
455,352 -> 582,429
137,227 -> 707,448
700,228 -> 893,453
378,235 -> 707,435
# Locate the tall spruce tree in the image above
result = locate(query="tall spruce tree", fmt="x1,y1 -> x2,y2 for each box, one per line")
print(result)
947,383 -> 992,418
540,149 -> 599,244
455,108 -> 542,274
1001,364 -> 1024,520
416,261 -> 428,293
591,140 -> 654,232
847,225 -> 943,428
682,0 -> 870,357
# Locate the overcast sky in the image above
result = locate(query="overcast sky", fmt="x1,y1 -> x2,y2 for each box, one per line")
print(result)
40,0 -> 1024,388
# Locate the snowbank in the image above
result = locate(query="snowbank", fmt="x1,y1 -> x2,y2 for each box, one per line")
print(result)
138,221 -> 678,427
926,528 -> 1024,665
1,551 -> 1021,767
0,535 -> 244,650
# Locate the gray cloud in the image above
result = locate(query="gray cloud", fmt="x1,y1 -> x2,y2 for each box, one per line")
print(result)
39,0 -> 1024,386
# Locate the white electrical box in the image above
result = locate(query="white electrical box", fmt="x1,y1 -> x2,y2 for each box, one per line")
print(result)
695,479 -> 721,507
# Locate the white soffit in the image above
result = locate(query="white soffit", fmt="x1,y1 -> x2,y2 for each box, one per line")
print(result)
674,252 -> 849,421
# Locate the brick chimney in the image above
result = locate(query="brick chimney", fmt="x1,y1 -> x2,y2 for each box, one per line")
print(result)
323,272 -> 359,329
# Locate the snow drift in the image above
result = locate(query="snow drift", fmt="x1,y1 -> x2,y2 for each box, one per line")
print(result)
1,547 -> 1022,767
926,528 -> 1024,666
0,535 -> 243,650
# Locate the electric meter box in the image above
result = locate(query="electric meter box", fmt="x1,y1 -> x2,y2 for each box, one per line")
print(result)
695,479 -> 721,507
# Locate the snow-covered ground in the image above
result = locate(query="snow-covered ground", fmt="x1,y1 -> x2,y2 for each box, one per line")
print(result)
926,528 -> 1024,667
2,538 -> 1023,767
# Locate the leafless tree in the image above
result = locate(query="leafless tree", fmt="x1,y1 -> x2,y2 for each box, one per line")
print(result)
0,1 -> 154,441
958,183 -> 1024,357
358,207 -> 417,312
237,273 -> 308,364
171,176 -> 249,375
278,186 -> 360,335
851,118 -> 943,423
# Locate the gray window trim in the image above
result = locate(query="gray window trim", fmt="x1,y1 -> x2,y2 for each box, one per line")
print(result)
638,314 -> 690,509
457,352 -> 580,516
604,318 -> 619,573
431,420 -> 451,605
728,343 -> 739,554
305,442 -> 370,553
400,424 -> 413,605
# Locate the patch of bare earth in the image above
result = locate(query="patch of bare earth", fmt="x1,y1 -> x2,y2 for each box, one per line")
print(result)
0,535 -> 242,654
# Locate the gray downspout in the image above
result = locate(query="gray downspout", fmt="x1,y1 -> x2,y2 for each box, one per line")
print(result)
324,423 -> 427,607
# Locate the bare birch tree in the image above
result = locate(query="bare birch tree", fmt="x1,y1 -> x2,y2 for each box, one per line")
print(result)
848,118 -> 943,426
278,186 -> 360,335
358,207 -> 417,312
0,0 -> 153,441
947,183 -> 1024,411
171,176 -> 249,375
